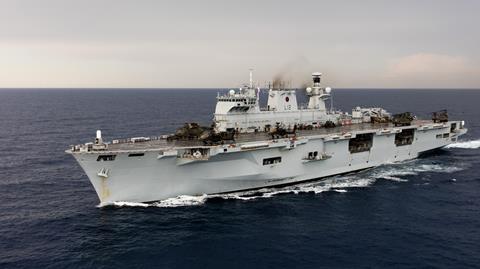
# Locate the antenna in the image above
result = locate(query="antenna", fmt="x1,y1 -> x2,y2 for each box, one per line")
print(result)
249,68 -> 253,88
330,92 -> 334,113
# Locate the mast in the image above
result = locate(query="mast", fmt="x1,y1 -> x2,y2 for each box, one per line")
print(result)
307,72 -> 330,111
249,68 -> 253,89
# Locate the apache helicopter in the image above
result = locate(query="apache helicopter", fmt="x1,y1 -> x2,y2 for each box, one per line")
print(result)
168,122 -> 235,145
392,112 -> 415,126
168,123 -> 208,140
432,109 -> 448,123
269,123 -> 297,139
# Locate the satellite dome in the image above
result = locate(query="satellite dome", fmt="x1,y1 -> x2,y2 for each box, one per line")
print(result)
306,87 -> 312,93
229,89 -> 235,96
325,87 -> 332,94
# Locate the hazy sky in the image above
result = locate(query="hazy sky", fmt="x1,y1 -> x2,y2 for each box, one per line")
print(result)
1,0 -> 479,88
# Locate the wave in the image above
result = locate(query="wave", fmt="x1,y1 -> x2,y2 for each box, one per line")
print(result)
101,159 -> 465,208
445,139 -> 480,149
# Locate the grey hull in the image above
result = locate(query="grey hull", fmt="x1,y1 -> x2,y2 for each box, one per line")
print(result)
71,121 -> 466,204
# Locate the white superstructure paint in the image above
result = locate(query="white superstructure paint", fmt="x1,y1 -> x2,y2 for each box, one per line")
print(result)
214,72 -> 340,133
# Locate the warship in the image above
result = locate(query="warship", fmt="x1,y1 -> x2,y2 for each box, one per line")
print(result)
67,72 -> 467,204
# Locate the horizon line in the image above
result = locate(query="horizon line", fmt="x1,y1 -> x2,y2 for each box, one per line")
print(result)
0,87 -> 480,90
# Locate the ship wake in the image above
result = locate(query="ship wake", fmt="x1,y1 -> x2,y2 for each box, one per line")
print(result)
445,139 -> 480,149
101,158 -> 465,208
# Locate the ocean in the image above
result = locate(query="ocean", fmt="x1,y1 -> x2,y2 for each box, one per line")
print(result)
0,89 -> 479,268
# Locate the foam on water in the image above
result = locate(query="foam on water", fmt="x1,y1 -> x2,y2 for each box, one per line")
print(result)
334,189 -> 348,193
100,195 -> 210,208
152,195 -> 209,207
99,201 -> 150,208
445,139 -> 480,149
101,159 -> 465,208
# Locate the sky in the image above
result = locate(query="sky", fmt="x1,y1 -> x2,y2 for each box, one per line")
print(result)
0,0 -> 479,88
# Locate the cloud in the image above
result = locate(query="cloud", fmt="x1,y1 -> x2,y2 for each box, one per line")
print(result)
387,53 -> 469,75
385,53 -> 480,88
